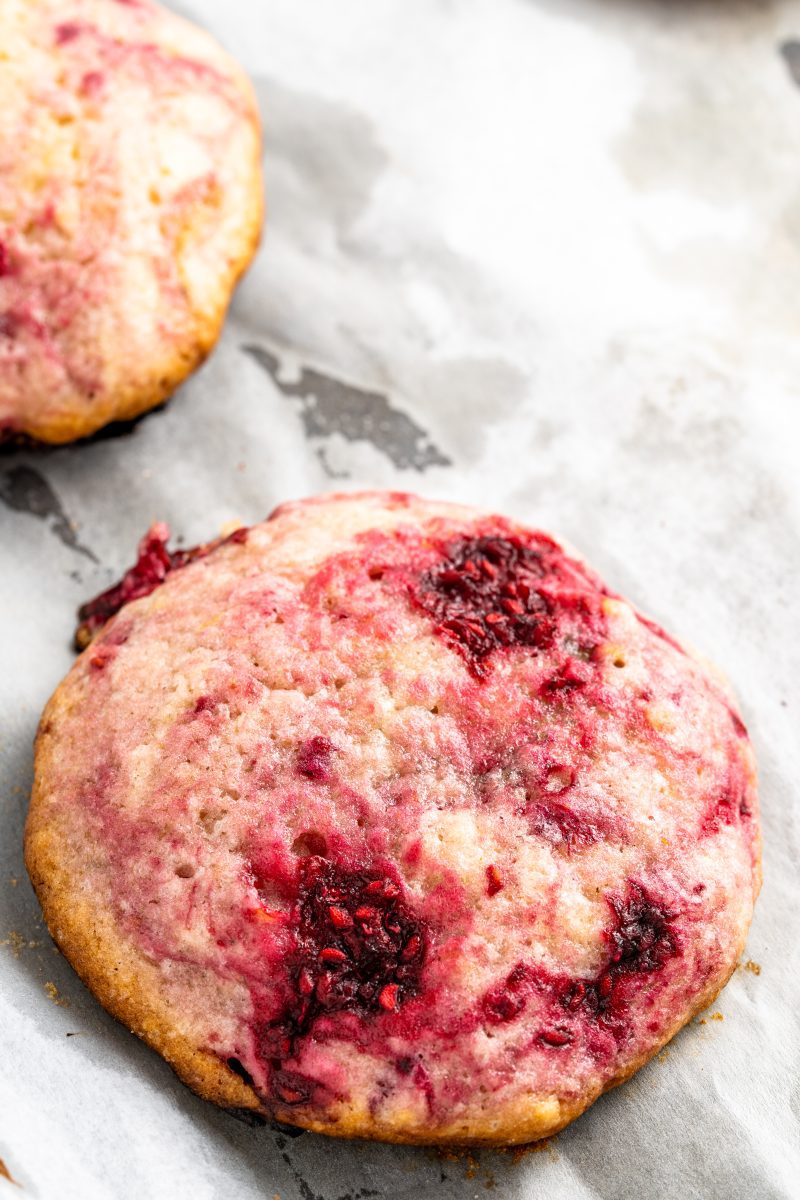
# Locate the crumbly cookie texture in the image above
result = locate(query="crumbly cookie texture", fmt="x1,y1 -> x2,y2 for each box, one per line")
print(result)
0,0 -> 262,444
26,491 -> 760,1145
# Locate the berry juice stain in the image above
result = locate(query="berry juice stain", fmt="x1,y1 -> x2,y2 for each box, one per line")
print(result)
480,882 -> 679,1044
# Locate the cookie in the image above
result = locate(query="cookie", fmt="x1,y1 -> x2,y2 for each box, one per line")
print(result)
25,492 -> 760,1144
0,0 -> 262,444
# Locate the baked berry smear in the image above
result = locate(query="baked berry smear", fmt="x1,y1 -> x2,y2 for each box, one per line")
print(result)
26,492 -> 760,1145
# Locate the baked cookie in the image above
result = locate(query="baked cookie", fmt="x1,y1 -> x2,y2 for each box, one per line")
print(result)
26,492 -> 760,1145
0,0 -> 262,444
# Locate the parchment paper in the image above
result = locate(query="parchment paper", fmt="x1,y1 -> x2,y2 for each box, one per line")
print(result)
2,1 -> 799,1196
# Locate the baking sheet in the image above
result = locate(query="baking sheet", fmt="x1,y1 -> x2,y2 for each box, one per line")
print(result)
2,1 -> 800,1196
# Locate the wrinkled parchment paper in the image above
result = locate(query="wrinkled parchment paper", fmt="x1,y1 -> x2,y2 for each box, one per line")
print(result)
2,1 -> 799,1196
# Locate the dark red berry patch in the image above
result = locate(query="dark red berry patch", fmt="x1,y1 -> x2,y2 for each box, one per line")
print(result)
486,864 -> 504,896
604,884 -> 677,977
411,533 -> 606,677
296,737 -> 336,783
700,765 -> 750,835
480,883 -> 679,1043
538,1027 -> 573,1047
259,857 -> 427,1099
55,21 -> 83,44
528,800 -> 600,851
568,883 -> 679,1031
75,523 -> 248,649
482,961 -> 534,1023
413,536 -> 554,673
270,1068 -> 314,1107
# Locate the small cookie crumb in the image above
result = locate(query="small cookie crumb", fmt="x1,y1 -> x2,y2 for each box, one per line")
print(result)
0,931 -> 38,957
507,1137 -> 558,1162
44,981 -> 70,1007
433,1147 -> 494,1186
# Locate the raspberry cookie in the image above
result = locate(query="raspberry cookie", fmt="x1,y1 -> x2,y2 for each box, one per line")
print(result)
26,492 -> 760,1144
0,0 -> 262,444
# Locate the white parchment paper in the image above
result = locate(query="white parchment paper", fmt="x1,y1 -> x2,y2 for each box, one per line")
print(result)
2,1 -> 799,1196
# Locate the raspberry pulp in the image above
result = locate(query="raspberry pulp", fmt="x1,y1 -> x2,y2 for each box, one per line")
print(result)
75,523 -> 247,649
414,536 -> 554,674
481,883 -> 678,1041
259,857 -> 427,1102
296,737 -> 336,783
412,533 -> 604,677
